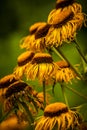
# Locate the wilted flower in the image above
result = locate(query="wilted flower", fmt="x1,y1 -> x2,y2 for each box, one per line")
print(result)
55,60 -> 79,83
0,74 -> 18,89
35,102 -> 82,130
0,74 -> 18,98
25,52 -> 58,84
20,22 -> 50,52
46,1 -> 84,47
14,51 -> 35,78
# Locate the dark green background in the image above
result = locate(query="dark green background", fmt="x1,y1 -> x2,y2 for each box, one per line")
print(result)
0,0 -> 87,120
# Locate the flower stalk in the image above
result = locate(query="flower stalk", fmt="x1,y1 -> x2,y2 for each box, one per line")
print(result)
60,83 -> 69,107
73,39 -> 87,64
43,80 -> 46,108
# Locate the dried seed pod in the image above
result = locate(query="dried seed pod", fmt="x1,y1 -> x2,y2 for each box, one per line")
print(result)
0,74 -> 18,89
17,51 -> 35,66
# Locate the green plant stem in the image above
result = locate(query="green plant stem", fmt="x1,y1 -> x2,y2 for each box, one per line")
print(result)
52,81 -> 56,95
65,85 -> 87,101
0,107 -> 17,123
60,83 -> 69,107
73,40 -> 87,64
52,47 -> 83,79
43,80 -> 46,108
19,101 -> 34,129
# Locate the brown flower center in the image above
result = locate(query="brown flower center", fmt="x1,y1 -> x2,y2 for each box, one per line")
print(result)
5,81 -> 28,98
44,102 -> 68,117
0,74 -> 17,88
17,51 -> 35,66
29,22 -> 46,35
31,53 -> 53,64
56,61 -> 70,68
35,23 -> 50,39
53,11 -> 74,27
56,0 -> 75,9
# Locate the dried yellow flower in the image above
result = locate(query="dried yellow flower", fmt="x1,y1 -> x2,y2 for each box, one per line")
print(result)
14,51 -> 35,78
25,53 -> 58,83
55,61 -> 78,83
20,22 -> 49,52
46,2 -> 84,47
0,74 -> 18,89
35,102 -> 81,130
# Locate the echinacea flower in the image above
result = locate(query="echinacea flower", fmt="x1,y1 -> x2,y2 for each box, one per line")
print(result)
25,53 -> 58,83
55,60 -> 79,83
20,22 -> 50,52
35,102 -> 82,130
14,51 -> 35,78
46,1 -> 84,47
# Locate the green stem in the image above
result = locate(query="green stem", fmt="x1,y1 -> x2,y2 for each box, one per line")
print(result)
19,101 -> 34,129
43,80 -> 46,108
65,85 -> 87,101
0,107 -> 17,123
52,81 -> 56,95
73,40 -> 87,64
52,47 -> 83,80
60,83 -> 69,107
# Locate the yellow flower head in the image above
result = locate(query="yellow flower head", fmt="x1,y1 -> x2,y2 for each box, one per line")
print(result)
55,60 -> 78,83
0,74 -> 18,89
35,102 -> 82,130
46,2 -> 84,47
14,51 -> 35,78
25,53 -> 58,84
20,22 -> 50,52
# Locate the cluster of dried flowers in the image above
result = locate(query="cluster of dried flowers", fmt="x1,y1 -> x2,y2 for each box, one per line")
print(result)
0,0 -> 87,130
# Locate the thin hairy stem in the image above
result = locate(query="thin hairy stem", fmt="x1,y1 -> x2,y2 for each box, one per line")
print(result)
60,83 -> 69,107
65,85 -> 87,101
43,80 -> 46,108
73,39 -> 87,64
